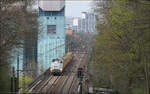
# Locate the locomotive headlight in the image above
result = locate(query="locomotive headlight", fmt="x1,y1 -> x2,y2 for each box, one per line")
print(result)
50,68 -> 53,72
55,61 -> 58,64
60,68 -> 62,72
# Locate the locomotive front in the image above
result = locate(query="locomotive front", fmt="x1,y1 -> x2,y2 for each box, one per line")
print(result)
50,59 -> 63,75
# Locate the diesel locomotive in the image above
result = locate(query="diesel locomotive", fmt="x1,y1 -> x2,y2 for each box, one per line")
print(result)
50,52 -> 74,75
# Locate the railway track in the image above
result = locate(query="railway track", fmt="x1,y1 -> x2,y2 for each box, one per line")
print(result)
68,53 -> 88,94
41,75 -> 60,93
39,53 -> 81,94
27,53 -> 87,94
45,61 -> 77,93
27,70 -> 47,90
47,53 -> 85,94
27,69 -> 50,92
28,74 -> 52,93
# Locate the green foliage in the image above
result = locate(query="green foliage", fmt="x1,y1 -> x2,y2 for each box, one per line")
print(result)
131,88 -> 146,94
0,65 -> 11,92
19,73 -> 33,92
19,74 -> 33,85
90,0 -> 150,94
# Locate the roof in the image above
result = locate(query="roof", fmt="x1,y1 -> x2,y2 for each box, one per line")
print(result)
39,0 -> 65,11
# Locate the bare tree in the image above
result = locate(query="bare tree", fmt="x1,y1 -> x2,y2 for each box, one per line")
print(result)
0,0 -> 38,91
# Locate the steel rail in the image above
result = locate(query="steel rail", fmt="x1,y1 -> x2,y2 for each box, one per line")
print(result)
67,74 -> 77,94
67,54 -> 83,94
46,53 -> 80,93
45,74 -> 63,93
59,53 -> 83,94
27,69 -> 50,91
68,53 -> 87,94
57,73 -> 72,94
37,75 -> 54,92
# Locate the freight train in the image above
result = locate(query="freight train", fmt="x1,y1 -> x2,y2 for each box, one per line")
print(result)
50,52 -> 74,75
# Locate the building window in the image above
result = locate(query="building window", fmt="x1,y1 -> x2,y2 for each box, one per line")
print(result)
47,25 -> 56,34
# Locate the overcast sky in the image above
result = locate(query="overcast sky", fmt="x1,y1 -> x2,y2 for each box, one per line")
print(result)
66,1 -> 92,17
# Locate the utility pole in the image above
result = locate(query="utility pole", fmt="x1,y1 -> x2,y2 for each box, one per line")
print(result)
78,68 -> 84,94
55,38 -> 58,58
79,81 -> 82,94
22,71 -> 25,92
145,63 -> 150,94
68,37 -> 69,52
17,54 -> 19,92
11,67 -> 15,92
11,67 -> 17,93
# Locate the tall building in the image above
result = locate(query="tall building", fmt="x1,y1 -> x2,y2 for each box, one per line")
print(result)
66,17 -> 74,29
77,18 -> 82,32
38,0 -> 66,74
81,12 -> 87,32
81,12 -> 95,32
72,18 -> 78,32
66,12 -> 95,33
87,13 -> 95,32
